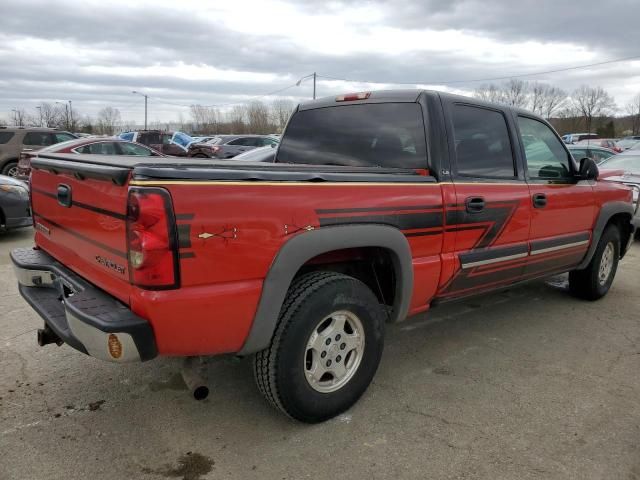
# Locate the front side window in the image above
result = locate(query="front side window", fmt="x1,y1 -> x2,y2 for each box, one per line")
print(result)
277,103 -> 427,168
518,116 -> 572,180
451,104 -> 515,178
119,142 -> 154,156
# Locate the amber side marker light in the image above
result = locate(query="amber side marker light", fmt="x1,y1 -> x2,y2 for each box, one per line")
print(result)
335,92 -> 371,102
108,334 -> 123,359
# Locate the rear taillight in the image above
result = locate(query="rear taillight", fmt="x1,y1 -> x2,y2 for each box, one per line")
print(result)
126,187 -> 179,289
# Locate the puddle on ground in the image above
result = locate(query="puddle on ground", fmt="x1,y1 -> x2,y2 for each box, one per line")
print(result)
143,452 -> 214,480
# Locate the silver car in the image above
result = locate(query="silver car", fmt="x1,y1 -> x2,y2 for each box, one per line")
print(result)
598,152 -> 640,236
206,135 -> 279,159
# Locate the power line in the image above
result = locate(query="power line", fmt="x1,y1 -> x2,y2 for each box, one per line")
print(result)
317,54 -> 640,86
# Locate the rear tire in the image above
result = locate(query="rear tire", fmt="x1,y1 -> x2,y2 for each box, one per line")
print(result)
569,225 -> 620,300
253,271 -> 385,423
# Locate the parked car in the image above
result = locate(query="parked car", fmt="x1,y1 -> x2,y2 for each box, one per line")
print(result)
0,127 -> 76,177
575,138 -> 622,153
119,130 -> 219,158
232,145 -> 277,162
205,134 -> 279,159
0,175 -> 31,231
598,152 -> 640,234
616,137 -> 640,150
16,137 -> 164,182
562,133 -> 599,144
567,145 -> 617,164
12,90 -> 636,423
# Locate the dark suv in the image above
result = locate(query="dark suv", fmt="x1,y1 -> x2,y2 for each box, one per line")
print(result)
0,127 -> 77,177
119,130 -> 219,158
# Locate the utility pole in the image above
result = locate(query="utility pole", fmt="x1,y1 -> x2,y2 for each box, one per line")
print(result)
132,91 -> 148,129
36,106 -> 42,127
68,100 -> 73,130
296,73 -> 317,100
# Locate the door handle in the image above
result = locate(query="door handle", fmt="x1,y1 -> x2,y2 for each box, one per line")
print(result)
57,184 -> 72,208
465,196 -> 485,213
533,193 -> 547,208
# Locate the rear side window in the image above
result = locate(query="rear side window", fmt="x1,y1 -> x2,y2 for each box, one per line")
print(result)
229,137 -> 258,146
451,104 -> 515,178
23,132 -> 53,146
276,103 -> 427,168
0,132 -> 15,144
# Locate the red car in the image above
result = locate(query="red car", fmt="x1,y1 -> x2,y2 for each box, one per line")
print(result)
16,137 -> 164,182
11,90 -> 636,423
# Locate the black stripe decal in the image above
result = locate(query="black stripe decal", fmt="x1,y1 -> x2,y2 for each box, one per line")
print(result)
319,212 -> 442,231
35,214 -> 127,259
530,232 -> 590,253
176,213 -> 195,220
317,205 -> 442,214
32,188 -> 126,220
177,224 -> 192,248
179,251 -> 195,259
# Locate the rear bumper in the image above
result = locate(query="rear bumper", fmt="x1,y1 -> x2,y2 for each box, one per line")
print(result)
11,247 -> 157,362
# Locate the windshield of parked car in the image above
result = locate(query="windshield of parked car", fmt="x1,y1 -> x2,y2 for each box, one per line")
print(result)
171,131 -> 195,149
598,155 -> 640,174
276,103 -> 427,168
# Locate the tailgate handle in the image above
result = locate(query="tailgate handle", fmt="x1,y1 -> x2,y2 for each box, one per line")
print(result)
57,184 -> 72,208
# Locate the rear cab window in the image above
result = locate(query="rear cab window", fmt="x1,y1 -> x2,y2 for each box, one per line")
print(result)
276,103 -> 427,168
450,104 -> 516,179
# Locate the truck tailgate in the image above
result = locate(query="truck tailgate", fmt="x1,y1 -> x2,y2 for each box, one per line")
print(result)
30,158 -> 132,304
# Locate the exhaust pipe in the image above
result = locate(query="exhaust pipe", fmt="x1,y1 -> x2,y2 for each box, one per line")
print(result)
181,356 -> 210,401
37,325 -> 63,346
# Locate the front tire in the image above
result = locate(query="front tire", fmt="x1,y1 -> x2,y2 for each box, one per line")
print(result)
2,161 -> 18,178
569,225 -> 620,300
254,271 -> 385,423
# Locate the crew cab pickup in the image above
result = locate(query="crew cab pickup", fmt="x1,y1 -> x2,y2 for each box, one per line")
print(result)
12,90 -> 636,423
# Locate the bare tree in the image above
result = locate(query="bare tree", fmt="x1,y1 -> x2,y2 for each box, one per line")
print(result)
571,85 -> 615,134
36,102 -> 66,128
227,105 -> 247,134
625,93 -> 640,135
96,107 -> 122,135
246,101 -> 271,134
502,79 -> 529,108
270,99 -> 295,132
473,83 -> 505,104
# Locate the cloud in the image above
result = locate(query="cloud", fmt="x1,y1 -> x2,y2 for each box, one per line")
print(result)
1,0 -> 639,123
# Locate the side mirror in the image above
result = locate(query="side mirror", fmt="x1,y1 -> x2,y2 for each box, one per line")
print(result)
579,157 -> 599,181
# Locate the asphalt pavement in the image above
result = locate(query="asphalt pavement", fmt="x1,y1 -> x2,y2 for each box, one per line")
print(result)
1,227 -> 639,480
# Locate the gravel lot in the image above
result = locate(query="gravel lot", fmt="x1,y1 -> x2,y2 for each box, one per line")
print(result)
1,227 -> 639,480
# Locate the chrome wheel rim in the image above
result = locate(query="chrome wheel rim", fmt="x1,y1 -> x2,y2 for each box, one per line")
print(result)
5,165 -> 18,178
598,242 -> 614,286
304,310 -> 365,394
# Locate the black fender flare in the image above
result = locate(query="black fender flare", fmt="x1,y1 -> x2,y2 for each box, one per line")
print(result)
237,224 -> 414,355
577,201 -> 635,270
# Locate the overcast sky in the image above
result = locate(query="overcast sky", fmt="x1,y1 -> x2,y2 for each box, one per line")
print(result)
2,0 -> 640,124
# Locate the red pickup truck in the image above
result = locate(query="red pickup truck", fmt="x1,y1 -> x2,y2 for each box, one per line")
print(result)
12,90 -> 636,423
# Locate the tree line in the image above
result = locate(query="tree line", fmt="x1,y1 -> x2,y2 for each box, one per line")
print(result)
474,80 -> 640,136
3,86 -> 640,137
